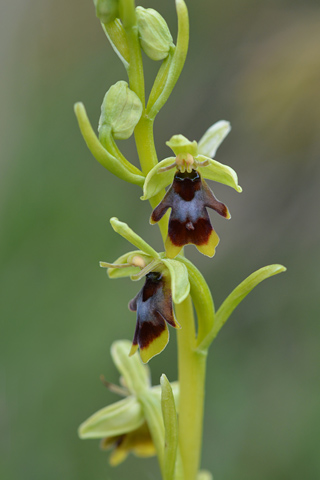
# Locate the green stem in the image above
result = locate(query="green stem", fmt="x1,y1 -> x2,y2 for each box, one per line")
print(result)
120,0 -> 145,104
133,114 -> 169,243
175,295 -> 208,480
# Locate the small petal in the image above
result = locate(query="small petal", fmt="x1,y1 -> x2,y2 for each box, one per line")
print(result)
197,155 -> 242,193
202,179 -> 231,219
110,217 -> 160,258
78,396 -> 144,439
198,120 -> 231,158
141,157 -> 176,200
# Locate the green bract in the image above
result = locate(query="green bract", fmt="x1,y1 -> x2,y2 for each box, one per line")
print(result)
160,374 -> 178,480
99,81 -> 143,141
102,19 -> 130,69
136,7 -> 174,61
142,122 -> 242,200
93,0 -> 119,24
74,102 -> 144,186
146,0 -> 189,119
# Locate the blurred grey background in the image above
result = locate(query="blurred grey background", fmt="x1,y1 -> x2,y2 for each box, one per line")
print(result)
1,0 -> 319,479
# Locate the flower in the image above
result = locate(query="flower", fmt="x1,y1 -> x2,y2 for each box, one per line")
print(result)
128,271 -> 180,363
142,121 -> 242,258
151,169 -> 230,258
100,218 -> 190,362
78,340 -> 179,466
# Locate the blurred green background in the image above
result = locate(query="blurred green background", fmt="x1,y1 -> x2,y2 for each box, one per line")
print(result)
1,0 -> 319,479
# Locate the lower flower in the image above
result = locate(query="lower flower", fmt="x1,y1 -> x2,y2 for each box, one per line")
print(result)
100,422 -> 156,466
129,271 -> 180,364
78,341 -> 180,467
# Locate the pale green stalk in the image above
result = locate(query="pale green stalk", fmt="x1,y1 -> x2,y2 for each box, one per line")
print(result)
176,296 -> 208,480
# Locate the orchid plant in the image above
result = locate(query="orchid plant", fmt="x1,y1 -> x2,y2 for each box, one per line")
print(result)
75,1 -> 286,479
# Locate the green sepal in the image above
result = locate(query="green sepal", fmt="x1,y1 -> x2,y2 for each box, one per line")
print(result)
200,264 -> 287,350
146,0 -> 189,119
78,396 -> 144,439
141,157 -> 176,200
102,19 -> 130,69
161,257 -> 190,304
160,374 -> 178,480
197,155 -> 242,193
111,340 -> 151,394
197,120 -> 231,158
74,102 -> 144,186
110,218 -> 160,258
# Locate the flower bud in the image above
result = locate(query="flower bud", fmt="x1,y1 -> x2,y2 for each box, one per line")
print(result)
136,7 -> 174,61
93,0 -> 119,24
98,81 -> 143,141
